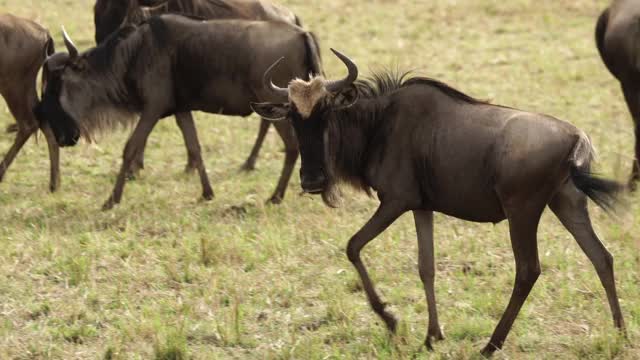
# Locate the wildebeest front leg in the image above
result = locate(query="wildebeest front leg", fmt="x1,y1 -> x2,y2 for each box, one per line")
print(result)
41,123 -> 60,192
481,205 -> 543,356
347,202 -> 406,333
413,210 -> 444,349
268,120 -> 298,204
549,182 -> 626,333
621,83 -> 640,189
103,113 -> 160,210
174,112 -> 214,200
0,127 -> 35,183
0,90 -> 38,186
241,119 -> 270,171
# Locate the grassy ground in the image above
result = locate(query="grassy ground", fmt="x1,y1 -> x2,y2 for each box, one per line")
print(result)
1,0 -> 639,358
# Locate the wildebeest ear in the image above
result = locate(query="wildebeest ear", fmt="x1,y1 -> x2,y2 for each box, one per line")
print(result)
67,56 -> 89,72
332,84 -> 359,109
250,102 -> 289,121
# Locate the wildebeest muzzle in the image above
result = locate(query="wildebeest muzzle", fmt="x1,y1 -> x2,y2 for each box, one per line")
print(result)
300,167 -> 327,194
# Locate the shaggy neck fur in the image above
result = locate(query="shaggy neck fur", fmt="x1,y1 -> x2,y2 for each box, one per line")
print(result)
322,97 -> 388,205
76,27 -> 143,139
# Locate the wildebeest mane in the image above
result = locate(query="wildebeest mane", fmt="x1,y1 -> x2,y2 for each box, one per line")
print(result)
354,70 -> 487,104
87,24 -> 138,72
404,77 -> 488,104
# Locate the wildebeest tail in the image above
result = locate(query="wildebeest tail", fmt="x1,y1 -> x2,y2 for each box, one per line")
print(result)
303,31 -> 324,78
569,133 -> 622,212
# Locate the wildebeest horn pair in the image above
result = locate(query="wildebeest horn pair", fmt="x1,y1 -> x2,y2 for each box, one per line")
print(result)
264,48 -> 358,97
43,26 -> 78,72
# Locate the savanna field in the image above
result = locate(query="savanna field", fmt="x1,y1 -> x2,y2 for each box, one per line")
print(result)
1,0 -> 639,358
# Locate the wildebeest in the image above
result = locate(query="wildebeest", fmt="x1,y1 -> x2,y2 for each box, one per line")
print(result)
252,50 -> 626,356
596,0 -> 640,188
35,14 -> 322,210
94,0 -> 305,175
0,14 -> 59,192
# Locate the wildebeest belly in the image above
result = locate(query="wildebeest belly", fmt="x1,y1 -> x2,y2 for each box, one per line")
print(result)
174,74 -> 254,116
416,109 -> 508,223
428,170 -> 506,224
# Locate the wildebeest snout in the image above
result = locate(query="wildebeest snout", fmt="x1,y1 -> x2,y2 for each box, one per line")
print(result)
300,168 -> 327,194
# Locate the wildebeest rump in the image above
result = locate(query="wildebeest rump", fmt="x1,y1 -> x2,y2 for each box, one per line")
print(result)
0,14 -> 59,192
252,50 -> 626,356
94,0 -> 305,175
596,0 -> 640,188
36,15 -> 322,210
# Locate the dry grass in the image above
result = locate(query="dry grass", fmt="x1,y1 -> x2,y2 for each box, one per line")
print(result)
0,0 -> 639,358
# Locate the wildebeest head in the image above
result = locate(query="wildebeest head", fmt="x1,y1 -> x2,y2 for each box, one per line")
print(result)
36,28 -> 130,147
251,49 -> 359,197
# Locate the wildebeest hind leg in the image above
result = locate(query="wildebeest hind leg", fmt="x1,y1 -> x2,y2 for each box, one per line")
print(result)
241,119 -> 270,171
549,181 -> 626,333
268,120 -> 298,204
347,202 -> 406,333
103,113 -> 160,210
413,210 -> 444,349
481,203 -> 543,356
175,113 -> 199,173
621,83 -> 640,189
41,122 -> 60,192
175,112 -> 213,200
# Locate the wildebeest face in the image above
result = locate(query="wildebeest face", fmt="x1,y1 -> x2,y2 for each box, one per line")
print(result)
35,65 -> 81,147
36,29 -> 108,147
252,50 -> 359,194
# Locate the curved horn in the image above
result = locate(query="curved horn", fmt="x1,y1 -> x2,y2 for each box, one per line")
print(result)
324,49 -> 358,93
263,57 -> 289,100
61,26 -> 78,59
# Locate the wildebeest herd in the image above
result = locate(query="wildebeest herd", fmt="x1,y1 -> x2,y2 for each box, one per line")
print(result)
0,0 -> 635,356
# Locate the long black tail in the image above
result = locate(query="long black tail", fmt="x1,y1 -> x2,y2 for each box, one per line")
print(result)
570,165 -> 622,213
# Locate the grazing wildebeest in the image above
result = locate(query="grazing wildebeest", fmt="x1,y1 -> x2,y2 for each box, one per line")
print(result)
35,14 -> 322,210
252,50 -> 626,356
0,14 -> 60,192
596,0 -> 640,189
94,0 -> 306,175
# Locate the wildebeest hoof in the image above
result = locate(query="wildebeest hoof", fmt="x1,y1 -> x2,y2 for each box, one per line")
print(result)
480,343 -> 499,358
267,195 -> 283,205
240,161 -> 256,172
49,183 -> 59,193
102,197 -> 117,211
382,313 -> 398,333
202,190 -> 214,201
425,330 -> 444,350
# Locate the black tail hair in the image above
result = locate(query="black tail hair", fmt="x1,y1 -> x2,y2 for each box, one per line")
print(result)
570,165 -> 622,213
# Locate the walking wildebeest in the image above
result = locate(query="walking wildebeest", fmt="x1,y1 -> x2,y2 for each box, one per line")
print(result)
251,50 -> 626,356
0,14 -> 60,192
35,14 -> 322,210
596,0 -> 640,189
94,0 -> 306,176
